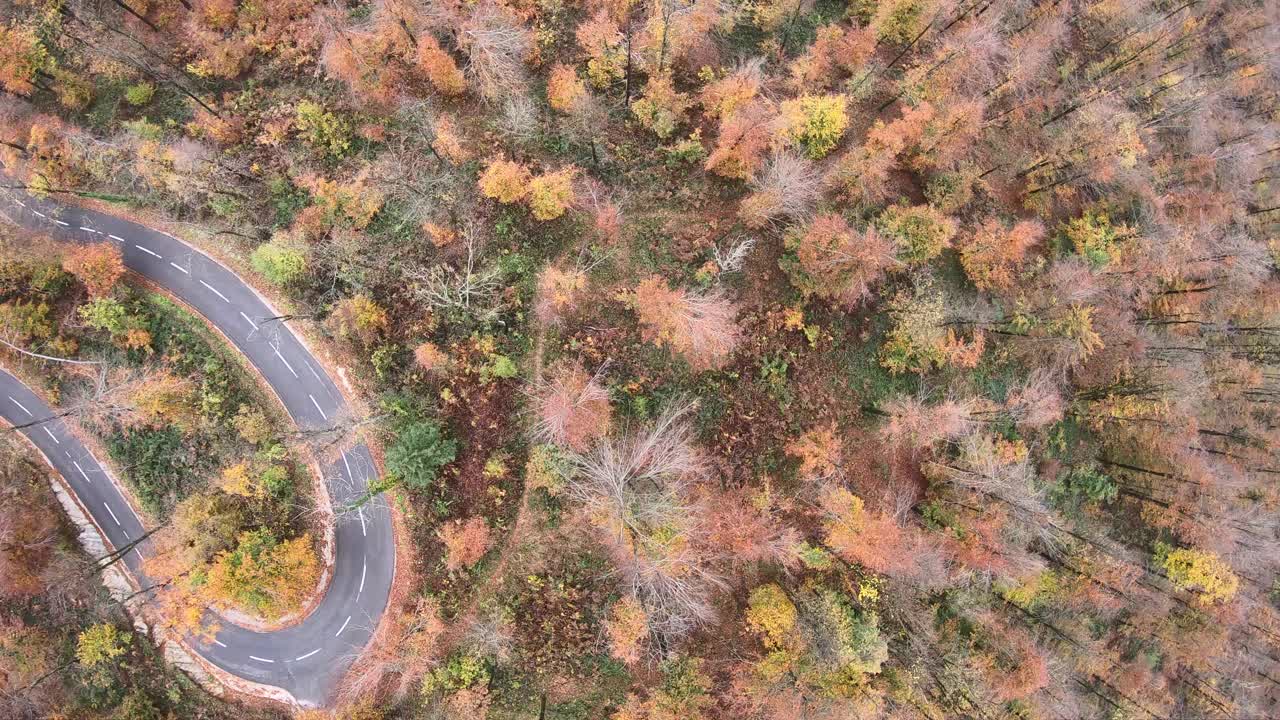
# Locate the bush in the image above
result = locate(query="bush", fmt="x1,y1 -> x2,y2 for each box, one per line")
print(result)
250,241 -> 306,286
124,82 -> 155,106
294,100 -> 351,158
386,419 -> 458,490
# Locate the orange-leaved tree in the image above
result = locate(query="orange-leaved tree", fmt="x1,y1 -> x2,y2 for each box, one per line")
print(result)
534,362 -> 612,452
633,276 -> 741,370
62,243 -> 125,298
478,156 -> 532,204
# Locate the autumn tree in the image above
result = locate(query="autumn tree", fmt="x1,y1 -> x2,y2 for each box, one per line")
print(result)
701,60 -> 763,119
457,2 -> 531,101
125,370 -> 200,433
206,530 -> 320,618
959,218 -> 1043,292
478,156 -> 532,204
605,596 -> 649,665
876,203 -> 957,264
575,10 -> 626,88
414,342 -> 449,373
782,214 -> 898,306
528,167 -> 577,221
534,362 -> 612,452
632,73 -> 690,139
62,242 -> 124,298
0,21 -> 51,97
534,265 -> 586,325
633,276 -> 741,369
785,425 -> 843,480
547,63 -> 587,113
417,36 -> 466,96
819,485 -> 928,579
705,100 -> 776,180
777,94 -> 848,159
438,517 -> 492,571
330,294 -> 389,346
570,402 -> 719,639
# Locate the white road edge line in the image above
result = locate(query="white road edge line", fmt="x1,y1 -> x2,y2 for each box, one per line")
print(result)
73,461 -> 92,483
239,311 -> 259,330
43,427 -> 60,444
335,616 -> 352,636
8,396 -> 32,416
249,655 -> 275,663
309,394 -> 328,420
295,648 -> 321,661
135,244 -> 161,258
169,262 -> 189,275
103,503 -> 122,526
199,279 -> 229,302
274,347 -> 298,378
306,361 -> 323,381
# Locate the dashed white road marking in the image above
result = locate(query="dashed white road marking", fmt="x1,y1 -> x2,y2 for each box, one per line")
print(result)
135,548 -> 145,562
73,461 -> 92,484
8,396 -> 32,416
249,655 -> 275,663
213,639 -> 227,648
274,347 -> 298,378
15,201 -> 24,208
239,311 -> 259,330
135,244 -> 161,258
32,211 -> 45,218
103,503 -> 122,526
108,234 -> 125,242
341,451 -> 352,479
359,556 -> 367,596
169,262 -> 189,275
359,507 -> 367,537
79,226 -> 96,233
199,279 -> 229,302
295,648 -> 321,661
335,616 -> 352,636
309,394 -> 328,420
42,426 -> 60,444
54,219 -> 69,226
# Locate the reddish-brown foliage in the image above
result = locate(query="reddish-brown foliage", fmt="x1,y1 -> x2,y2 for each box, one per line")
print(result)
62,242 -> 124,297
534,362 -> 612,452
633,276 -> 741,370
437,516 -> 492,571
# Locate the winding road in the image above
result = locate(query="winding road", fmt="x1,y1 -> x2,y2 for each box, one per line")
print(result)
0,185 -> 393,706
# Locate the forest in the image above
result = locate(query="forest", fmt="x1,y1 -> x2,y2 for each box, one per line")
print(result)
0,0 -> 1278,717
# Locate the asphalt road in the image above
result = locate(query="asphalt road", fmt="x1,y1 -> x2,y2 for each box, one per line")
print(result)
0,186 -> 393,706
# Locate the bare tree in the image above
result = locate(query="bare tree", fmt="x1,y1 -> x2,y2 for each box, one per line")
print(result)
568,401 -> 723,642
409,225 -> 504,322
738,150 -> 820,228
458,2 -> 531,102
